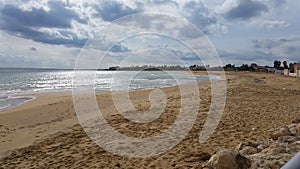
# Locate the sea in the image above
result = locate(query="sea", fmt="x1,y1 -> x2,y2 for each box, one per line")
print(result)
0,68 -> 221,111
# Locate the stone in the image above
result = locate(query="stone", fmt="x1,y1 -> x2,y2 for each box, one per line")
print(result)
268,162 -> 280,169
115,163 -> 121,168
241,124 -> 300,169
205,149 -> 251,169
288,124 -> 297,135
278,136 -> 297,143
236,142 -> 243,151
292,119 -> 300,123
240,146 -> 258,155
269,126 -> 291,140
235,142 -> 259,152
296,123 -> 300,133
257,144 -> 269,153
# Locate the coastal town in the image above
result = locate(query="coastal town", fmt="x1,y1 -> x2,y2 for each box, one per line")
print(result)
106,61 -> 300,78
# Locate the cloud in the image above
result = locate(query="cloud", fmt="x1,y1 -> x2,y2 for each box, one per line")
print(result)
182,1 -> 218,34
29,47 -> 38,51
111,43 -> 130,53
251,20 -> 289,29
216,0 -> 268,20
218,49 -> 277,66
150,0 -> 178,7
252,39 -> 280,49
251,36 -> 300,61
0,2 -> 85,28
269,0 -> 287,7
95,1 -> 140,22
252,37 -> 300,49
0,2 -> 88,47
1,24 -> 87,47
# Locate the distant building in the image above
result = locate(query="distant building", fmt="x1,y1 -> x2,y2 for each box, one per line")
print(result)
283,62 -> 300,78
296,63 -> 300,77
253,66 -> 267,72
108,66 -> 120,71
284,69 -> 289,76
266,67 -> 277,73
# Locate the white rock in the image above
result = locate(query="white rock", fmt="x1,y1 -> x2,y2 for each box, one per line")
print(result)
205,149 -> 251,169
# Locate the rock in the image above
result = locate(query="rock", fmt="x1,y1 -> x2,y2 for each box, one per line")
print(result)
288,124 -> 297,135
291,140 -> 300,146
239,124 -> 300,169
292,119 -> 300,123
235,142 -> 243,151
296,123 -> 300,133
235,142 -> 259,151
240,146 -> 258,155
257,143 -> 269,153
278,136 -> 297,143
205,149 -> 251,169
115,163 -> 121,168
268,162 -> 280,169
269,126 -> 291,140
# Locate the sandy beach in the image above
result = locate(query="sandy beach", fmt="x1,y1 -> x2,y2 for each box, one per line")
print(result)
0,72 -> 300,168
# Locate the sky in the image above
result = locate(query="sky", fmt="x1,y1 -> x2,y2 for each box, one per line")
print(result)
0,0 -> 299,68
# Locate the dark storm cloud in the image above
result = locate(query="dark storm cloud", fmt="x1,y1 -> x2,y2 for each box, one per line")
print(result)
95,1 -> 140,22
223,0 -> 268,20
0,1 -> 88,47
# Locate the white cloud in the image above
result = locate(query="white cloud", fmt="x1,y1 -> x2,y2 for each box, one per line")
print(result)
215,0 -> 239,14
216,0 -> 268,20
250,19 -> 289,29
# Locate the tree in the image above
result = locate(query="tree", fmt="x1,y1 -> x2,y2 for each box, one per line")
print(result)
277,61 -> 282,68
250,63 -> 258,71
189,65 -> 196,70
239,64 -> 249,71
224,64 -> 236,71
289,62 -> 298,73
283,61 -> 288,69
274,60 -> 278,68
274,60 -> 282,69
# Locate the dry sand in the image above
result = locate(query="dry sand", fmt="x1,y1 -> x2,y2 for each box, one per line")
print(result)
0,72 -> 300,168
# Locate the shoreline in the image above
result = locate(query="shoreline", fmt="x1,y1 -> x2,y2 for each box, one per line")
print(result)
0,96 -> 35,112
0,71 -> 221,112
